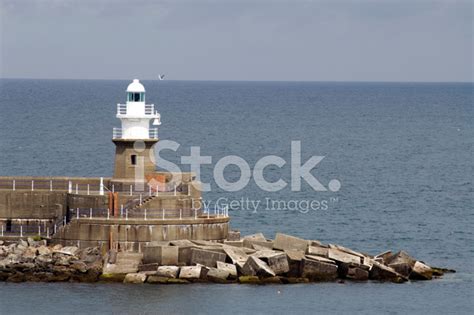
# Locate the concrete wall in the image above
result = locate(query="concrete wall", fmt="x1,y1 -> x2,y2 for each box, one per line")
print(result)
52,217 -> 230,249
0,191 -> 67,219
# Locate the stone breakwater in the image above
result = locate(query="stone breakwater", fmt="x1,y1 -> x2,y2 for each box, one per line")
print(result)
0,232 -> 454,284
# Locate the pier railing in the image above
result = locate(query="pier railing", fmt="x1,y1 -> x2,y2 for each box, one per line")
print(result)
116,104 -> 156,116
112,128 -> 158,140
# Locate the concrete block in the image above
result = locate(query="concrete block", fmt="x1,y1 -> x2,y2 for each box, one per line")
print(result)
266,252 -> 290,275
138,263 -> 159,272
216,261 -> 237,278
223,246 -> 249,268
224,240 -> 244,247
347,266 -> 369,281
273,233 -> 308,252
301,258 -> 338,281
241,256 -> 275,277
170,240 -> 196,247
243,233 -> 266,242
206,268 -> 230,283
410,261 -> 433,280
369,261 -> 407,282
179,266 -> 203,280
147,276 -> 170,284
157,266 -> 180,278
243,239 -> 274,250
227,230 -> 241,241
143,246 -> 179,265
190,248 -> 226,267
305,255 -> 336,264
307,246 -> 329,257
328,248 -> 362,265
285,250 -> 305,277
123,273 -> 147,284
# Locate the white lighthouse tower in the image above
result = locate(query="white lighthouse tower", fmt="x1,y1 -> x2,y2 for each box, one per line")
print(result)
112,79 -> 161,179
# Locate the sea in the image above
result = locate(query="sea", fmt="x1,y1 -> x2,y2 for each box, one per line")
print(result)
0,79 -> 472,314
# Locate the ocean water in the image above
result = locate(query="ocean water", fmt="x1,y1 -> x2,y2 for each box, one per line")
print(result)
0,79 -> 473,314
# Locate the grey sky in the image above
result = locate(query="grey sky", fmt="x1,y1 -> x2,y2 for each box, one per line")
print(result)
0,0 -> 472,81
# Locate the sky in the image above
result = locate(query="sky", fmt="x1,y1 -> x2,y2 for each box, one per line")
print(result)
0,0 -> 472,82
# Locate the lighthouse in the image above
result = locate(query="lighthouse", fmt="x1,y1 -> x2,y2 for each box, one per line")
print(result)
112,79 -> 161,179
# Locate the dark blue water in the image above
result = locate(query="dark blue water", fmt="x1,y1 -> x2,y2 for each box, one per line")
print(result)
0,79 -> 473,314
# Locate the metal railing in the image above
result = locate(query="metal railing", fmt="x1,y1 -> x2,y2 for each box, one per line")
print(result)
0,216 -> 67,238
69,206 -> 229,221
116,104 -> 156,116
112,128 -> 158,140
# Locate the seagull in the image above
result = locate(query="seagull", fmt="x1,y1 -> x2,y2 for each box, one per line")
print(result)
158,74 -> 165,80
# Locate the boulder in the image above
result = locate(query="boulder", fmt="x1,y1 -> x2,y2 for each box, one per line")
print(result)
56,246 -> 79,256
37,246 -> 51,256
388,263 -> 412,278
273,233 -> 308,252
206,268 -> 230,283
216,261 -> 238,278
374,250 -> 392,264
143,245 -> 179,265
241,256 -> 275,277
410,261 -> 433,280
179,266 -> 204,280
123,273 -> 147,284
387,251 -> 416,267
328,248 -> 362,265
71,261 -> 88,273
157,266 -> 180,278
301,258 -> 338,281
190,248 -> 226,267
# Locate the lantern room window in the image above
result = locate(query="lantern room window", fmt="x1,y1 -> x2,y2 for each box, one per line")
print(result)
128,92 -> 145,102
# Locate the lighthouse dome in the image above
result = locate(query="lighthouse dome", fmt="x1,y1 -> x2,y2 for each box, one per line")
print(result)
126,79 -> 145,93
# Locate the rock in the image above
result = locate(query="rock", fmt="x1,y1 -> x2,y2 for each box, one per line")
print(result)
19,239 -> 28,248
157,266 -> 180,278
37,246 -> 51,256
123,273 -> 147,284
179,266 -> 204,280
301,258 -> 338,281
369,261 -> 407,282
328,248 -> 362,265
241,256 -> 275,277
35,253 -> 53,266
273,233 -> 308,252
147,276 -> 170,284
227,230 -> 241,241
52,244 -> 62,251
143,245 -> 179,265
216,261 -> 238,278
56,246 -> 79,256
71,261 -> 88,273
22,247 -> 38,261
238,276 -> 261,284
346,265 -> 369,280
206,268 -> 230,283
223,246 -> 249,268
306,245 -> 329,257
285,277 -> 310,284
99,273 -> 126,282
410,261 -> 433,280
190,248 -> 226,267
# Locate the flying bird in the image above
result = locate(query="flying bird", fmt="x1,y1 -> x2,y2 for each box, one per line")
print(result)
158,74 -> 165,80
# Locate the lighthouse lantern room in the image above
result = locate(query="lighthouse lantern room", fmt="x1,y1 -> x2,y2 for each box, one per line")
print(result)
112,79 -> 161,179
